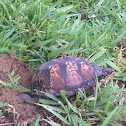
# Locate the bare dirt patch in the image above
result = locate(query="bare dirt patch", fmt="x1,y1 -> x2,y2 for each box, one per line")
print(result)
0,53 -> 31,88
0,54 -> 44,126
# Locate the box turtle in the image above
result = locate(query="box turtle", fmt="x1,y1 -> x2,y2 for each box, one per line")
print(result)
18,56 -> 115,103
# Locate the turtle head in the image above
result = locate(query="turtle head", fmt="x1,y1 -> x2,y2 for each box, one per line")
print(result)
101,68 -> 115,80
94,67 -> 115,81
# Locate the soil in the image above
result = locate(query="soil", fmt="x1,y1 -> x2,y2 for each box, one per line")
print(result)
0,54 -> 47,126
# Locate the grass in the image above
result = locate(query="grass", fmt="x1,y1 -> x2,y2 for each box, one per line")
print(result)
0,0 -> 126,125
35,84 -> 125,126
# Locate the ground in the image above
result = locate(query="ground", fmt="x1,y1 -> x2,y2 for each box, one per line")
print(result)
0,54 -> 47,126
0,53 -> 125,126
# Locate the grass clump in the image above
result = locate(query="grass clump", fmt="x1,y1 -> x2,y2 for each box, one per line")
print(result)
36,83 -> 125,126
0,0 -> 126,125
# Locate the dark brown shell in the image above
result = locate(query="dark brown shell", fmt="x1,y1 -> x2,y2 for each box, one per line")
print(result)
32,56 -> 102,96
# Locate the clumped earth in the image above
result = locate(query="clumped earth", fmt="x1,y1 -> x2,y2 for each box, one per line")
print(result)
0,54 -> 45,126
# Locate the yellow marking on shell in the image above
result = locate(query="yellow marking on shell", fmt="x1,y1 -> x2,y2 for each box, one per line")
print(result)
49,64 -> 65,89
65,61 -> 83,87
38,72 -> 45,82
81,62 -> 93,81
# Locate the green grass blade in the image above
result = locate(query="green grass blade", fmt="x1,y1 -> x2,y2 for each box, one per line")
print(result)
101,107 -> 118,126
36,104 -> 66,113
39,99 -> 59,105
88,49 -> 106,63
97,0 -> 105,6
66,98 -> 79,114
0,1 -> 10,18
71,114 -> 90,126
39,104 -> 70,125
43,118 -> 60,126
107,61 -> 122,73
113,30 -> 126,45
35,117 -> 40,126
49,43 -> 72,58
36,91 -> 62,102
3,28 -> 15,41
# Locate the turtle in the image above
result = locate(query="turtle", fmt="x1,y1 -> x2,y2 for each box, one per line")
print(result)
18,56 -> 115,103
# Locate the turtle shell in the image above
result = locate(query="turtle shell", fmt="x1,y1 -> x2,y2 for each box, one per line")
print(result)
32,56 -> 102,96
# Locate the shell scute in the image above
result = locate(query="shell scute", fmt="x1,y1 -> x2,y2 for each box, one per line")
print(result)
65,61 -> 83,87
49,64 -> 65,89
80,62 -> 94,81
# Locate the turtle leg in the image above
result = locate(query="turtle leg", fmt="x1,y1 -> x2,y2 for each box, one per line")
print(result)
86,86 -> 96,101
87,85 -> 96,96
31,82 -> 35,92
18,94 -> 39,104
92,85 -> 96,96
